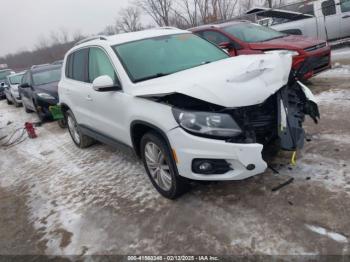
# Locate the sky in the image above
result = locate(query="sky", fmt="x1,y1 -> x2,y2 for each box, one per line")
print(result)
0,0 -> 131,57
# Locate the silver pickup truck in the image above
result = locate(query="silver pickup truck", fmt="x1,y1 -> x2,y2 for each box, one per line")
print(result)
248,0 -> 350,41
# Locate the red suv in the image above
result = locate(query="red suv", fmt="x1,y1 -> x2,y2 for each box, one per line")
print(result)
190,21 -> 331,80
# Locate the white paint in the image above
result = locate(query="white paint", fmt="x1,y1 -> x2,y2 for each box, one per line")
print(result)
306,225 -> 348,244
131,53 -> 292,107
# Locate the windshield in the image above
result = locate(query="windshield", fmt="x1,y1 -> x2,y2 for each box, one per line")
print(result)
223,23 -> 286,43
113,33 -> 228,83
0,70 -> 11,81
9,74 -> 24,85
33,68 -> 61,86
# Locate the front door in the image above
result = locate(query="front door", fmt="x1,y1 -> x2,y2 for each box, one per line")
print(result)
86,47 -> 129,144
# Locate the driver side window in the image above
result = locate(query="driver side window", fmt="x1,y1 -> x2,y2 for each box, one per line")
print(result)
88,47 -> 119,85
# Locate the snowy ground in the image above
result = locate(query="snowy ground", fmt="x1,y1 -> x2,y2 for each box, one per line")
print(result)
0,77 -> 350,257
316,47 -> 350,78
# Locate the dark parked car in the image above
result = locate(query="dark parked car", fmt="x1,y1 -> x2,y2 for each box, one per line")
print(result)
19,65 -> 62,121
0,69 -> 13,99
190,21 -> 331,80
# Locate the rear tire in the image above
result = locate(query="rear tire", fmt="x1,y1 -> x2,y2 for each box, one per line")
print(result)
14,100 -> 21,108
24,103 -> 33,113
6,98 -> 12,105
140,132 -> 189,199
66,110 -> 94,148
58,119 -> 67,129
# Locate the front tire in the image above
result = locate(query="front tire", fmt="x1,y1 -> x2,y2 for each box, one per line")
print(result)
66,110 -> 94,148
24,103 -> 33,113
141,132 -> 188,199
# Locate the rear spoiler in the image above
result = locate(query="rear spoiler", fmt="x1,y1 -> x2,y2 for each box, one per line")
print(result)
247,7 -> 314,21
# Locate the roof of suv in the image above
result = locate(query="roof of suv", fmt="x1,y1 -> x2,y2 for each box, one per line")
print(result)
30,64 -> 62,74
76,28 -> 190,48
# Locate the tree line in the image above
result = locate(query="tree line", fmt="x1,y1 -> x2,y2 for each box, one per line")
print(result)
0,0 -> 286,70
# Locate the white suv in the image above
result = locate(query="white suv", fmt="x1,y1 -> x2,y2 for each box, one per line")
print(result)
59,28 -> 319,199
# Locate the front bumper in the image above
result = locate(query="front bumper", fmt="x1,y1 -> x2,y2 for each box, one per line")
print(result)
11,90 -> 22,103
298,47 -> 332,80
167,128 -> 267,181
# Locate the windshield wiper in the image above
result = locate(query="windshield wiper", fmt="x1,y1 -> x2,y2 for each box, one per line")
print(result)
262,35 -> 287,42
134,73 -> 170,83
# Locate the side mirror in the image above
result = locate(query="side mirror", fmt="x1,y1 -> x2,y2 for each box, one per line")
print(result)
19,83 -> 31,88
92,75 -> 121,92
219,42 -> 233,50
218,42 -> 237,56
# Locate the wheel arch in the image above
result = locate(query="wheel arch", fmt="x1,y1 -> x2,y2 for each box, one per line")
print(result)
60,103 -> 71,114
130,120 -> 173,159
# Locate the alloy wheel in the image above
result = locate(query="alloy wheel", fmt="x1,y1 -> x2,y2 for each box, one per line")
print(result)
144,142 -> 172,191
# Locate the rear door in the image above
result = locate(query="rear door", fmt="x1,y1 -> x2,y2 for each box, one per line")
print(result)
321,0 -> 341,40
340,0 -> 350,38
63,48 -> 92,126
20,72 -> 35,110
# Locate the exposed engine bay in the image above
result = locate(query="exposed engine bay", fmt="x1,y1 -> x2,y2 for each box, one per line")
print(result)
153,80 -> 319,151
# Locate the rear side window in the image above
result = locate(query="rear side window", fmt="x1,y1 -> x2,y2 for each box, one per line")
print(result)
341,0 -> 350,12
66,49 -> 89,82
88,47 -> 118,84
322,0 -> 336,16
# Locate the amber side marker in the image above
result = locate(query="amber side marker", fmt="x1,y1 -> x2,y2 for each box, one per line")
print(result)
172,149 -> 179,164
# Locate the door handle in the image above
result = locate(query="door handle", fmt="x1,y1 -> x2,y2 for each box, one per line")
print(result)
343,15 -> 350,18
86,95 -> 93,101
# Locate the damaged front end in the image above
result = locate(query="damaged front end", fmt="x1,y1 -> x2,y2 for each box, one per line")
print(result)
134,53 -> 320,151
224,81 -> 320,151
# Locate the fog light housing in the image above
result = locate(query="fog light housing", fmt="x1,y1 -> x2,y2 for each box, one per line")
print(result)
192,159 -> 232,175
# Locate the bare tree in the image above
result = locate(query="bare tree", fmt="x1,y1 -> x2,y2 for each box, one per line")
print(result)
138,0 -> 173,26
172,0 -> 239,28
35,36 -> 50,51
214,0 -> 239,21
116,6 -> 143,32
102,25 -> 119,36
72,30 -> 85,42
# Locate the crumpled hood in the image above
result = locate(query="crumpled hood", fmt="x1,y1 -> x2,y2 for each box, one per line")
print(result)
131,53 -> 292,107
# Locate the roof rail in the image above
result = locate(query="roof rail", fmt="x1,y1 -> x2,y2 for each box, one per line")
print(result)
75,35 -> 108,46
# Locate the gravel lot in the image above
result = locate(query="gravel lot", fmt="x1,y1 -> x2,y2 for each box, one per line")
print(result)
0,76 -> 350,257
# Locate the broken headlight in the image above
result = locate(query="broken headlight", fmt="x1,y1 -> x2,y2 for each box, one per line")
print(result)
172,108 -> 242,138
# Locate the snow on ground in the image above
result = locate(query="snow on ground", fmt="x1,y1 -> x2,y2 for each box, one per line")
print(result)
277,88 -> 350,193
1,80 -> 350,256
332,47 -> 350,62
316,47 -> 350,78
305,225 -> 348,244
316,63 -> 350,78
